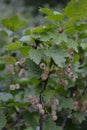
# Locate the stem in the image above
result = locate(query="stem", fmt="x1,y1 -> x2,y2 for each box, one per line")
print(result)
62,116 -> 67,130
39,114 -> 43,130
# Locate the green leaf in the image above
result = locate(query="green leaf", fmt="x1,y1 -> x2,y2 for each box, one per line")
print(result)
67,39 -> 78,52
43,118 -> 62,130
24,127 -> 34,130
72,54 -> 80,63
23,111 -> 38,129
64,0 -> 87,33
58,97 -> 74,110
75,22 -> 87,32
81,93 -> 87,101
80,42 -> 87,50
19,46 -> 31,57
73,112 -> 86,123
45,46 -> 69,67
6,41 -> 21,51
0,62 -> 5,71
29,49 -> 44,64
2,56 -> 16,64
2,15 -> 26,31
0,92 -> 13,102
58,33 -> 68,44
0,110 -> 6,130
25,58 -> 42,78
40,8 -> 64,21
64,0 -> 87,19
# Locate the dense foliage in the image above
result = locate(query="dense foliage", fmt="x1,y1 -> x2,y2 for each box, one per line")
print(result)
0,0 -> 87,130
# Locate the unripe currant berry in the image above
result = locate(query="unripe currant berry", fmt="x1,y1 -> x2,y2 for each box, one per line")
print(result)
70,56 -> 73,61
82,101 -> 87,107
81,107 -> 86,112
10,84 -> 15,90
54,99 -> 59,105
18,68 -> 25,77
40,63 -> 46,70
28,95 -> 34,101
68,71 -> 73,78
15,84 -> 20,89
15,61 -> 20,66
7,64 -> 14,74
74,101 -> 79,106
44,68 -> 50,75
39,109 -> 45,115
41,73 -> 48,80
52,105 -> 57,111
51,110 -> 56,116
20,58 -> 25,63
63,80 -> 68,86
67,63 -> 71,68
52,115 -> 57,121
68,48 -> 74,56
73,106 -> 79,111
73,101 -> 79,111
37,104 -> 42,110
71,76 -> 76,82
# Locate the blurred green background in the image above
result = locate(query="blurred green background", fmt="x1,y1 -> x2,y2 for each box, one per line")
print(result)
0,0 -> 69,26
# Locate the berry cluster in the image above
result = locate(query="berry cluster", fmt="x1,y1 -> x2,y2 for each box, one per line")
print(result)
81,101 -> 87,112
73,100 -> 87,112
68,48 -> 74,61
45,98 -> 59,121
28,95 -> 45,115
15,58 -> 26,78
65,63 -> 76,83
40,63 -> 50,81
51,99 -> 59,121
57,78 -> 68,86
73,101 -> 79,111
9,84 -> 20,90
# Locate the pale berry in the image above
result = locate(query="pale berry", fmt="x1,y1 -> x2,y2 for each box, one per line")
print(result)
39,109 -> 45,115
41,73 -> 48,80
15,84 -> 20,89
52,115 -> 57,121
37,104 -> 42,109
20,58 -> 25,63
18,68 -> 25,77
10,84 -> 15,90
54,99 -> 59,105
40,63 -> 46,70
7,64 -> 14,74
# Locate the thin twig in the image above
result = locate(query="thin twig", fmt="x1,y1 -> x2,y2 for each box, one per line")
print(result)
62,116 -> 67,130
